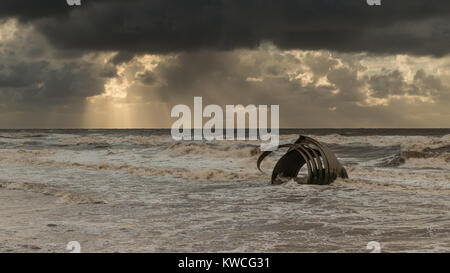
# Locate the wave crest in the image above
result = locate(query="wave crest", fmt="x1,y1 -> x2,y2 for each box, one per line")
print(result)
313,134 -> 450,151
376,148 -> 450,169
334,178 -> 450,195
164,142 -> 261,158
0,181 -> 106,204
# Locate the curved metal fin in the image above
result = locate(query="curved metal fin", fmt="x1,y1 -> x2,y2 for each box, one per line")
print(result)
270,149 -> 306,184
257,135 -> 349,185
257,144 -> 293,172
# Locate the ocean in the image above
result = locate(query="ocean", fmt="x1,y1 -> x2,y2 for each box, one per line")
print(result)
0,129 -> 449,252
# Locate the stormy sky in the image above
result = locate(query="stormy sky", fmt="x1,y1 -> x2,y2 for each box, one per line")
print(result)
0,0 -> 449,128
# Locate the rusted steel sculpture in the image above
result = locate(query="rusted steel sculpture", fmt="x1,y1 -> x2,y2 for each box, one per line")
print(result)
257,135 -> 348,185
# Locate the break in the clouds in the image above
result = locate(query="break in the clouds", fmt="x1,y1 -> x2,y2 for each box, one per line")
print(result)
110,47 -> 450,128
0,20 -> 117,127
0,1 -> 449,128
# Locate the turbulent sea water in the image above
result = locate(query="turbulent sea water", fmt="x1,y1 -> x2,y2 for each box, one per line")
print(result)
0,129 -> 449,252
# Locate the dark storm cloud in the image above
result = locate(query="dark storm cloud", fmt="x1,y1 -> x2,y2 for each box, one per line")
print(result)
0,23 -> 116,111
368,69 -> 448,98
136,70 -> 157,85
1,0 -> 450,56
368,70 -> 414,98
412,69 -> 446,97
110,52 -> 136,65
0,61 -> 110,110
0,61 -> 49,88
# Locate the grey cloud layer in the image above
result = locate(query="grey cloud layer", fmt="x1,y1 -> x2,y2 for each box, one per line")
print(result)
1,1 -> 449,128
1,0 -> 450,55
122,49 -> 449,127
0,23 -> 116,112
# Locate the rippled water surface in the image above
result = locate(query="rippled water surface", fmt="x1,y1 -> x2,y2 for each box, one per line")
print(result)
0,129 -> 449,252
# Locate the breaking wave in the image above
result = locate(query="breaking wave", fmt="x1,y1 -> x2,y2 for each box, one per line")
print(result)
344,165 -> 450,184
312,134 -> 450,151
334,178 -> 450,195
375,148 -> 450,169
59,135 -> 172,147
163,142 -> 261,158
0,181 -> 106,204
0,133 -> 49,139
0,153 -> 267,182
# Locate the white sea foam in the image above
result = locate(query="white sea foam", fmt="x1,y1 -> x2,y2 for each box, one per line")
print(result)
313,133 -> 450,151
0,131 -> 449,252
0,181 -> 106,204
163,141 -> 261,158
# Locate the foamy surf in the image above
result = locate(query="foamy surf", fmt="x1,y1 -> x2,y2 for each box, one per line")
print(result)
0,181 -> 106,204
0,129 -> 449,252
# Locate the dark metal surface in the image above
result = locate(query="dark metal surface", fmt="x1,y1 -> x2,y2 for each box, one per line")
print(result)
257,135 -> 348,185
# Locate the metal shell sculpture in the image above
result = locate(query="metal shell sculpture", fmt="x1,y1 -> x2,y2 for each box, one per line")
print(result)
257,135 -> 348,185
